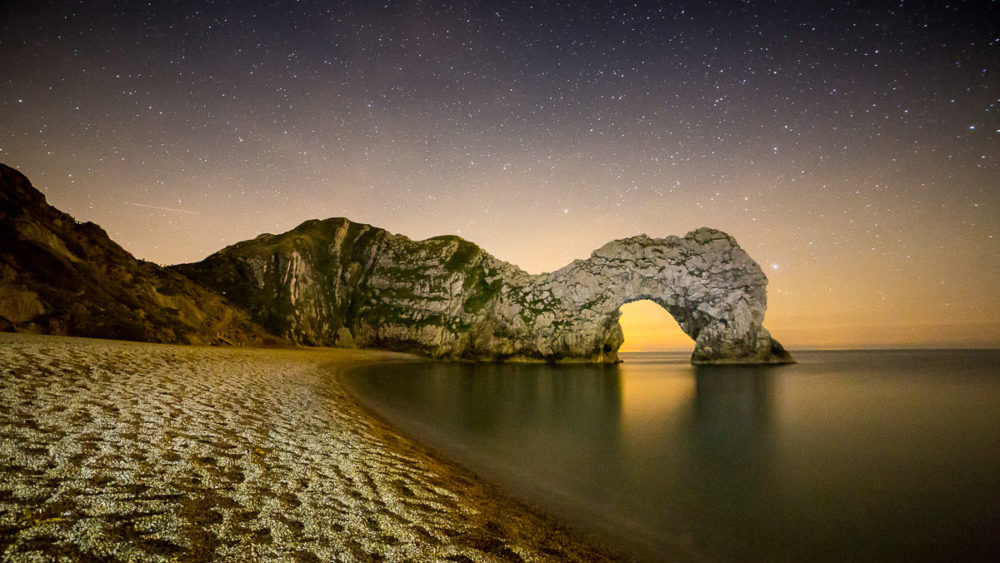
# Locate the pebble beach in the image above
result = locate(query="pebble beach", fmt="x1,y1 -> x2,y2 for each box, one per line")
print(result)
0,333 -> 618,562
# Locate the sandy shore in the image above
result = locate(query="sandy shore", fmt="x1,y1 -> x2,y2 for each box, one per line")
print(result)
0,333 -> 620,562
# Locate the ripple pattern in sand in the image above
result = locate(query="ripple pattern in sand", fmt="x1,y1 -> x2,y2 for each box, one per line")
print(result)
0,334 -> 616,562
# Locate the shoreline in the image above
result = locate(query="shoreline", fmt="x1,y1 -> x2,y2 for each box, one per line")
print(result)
0,333 -> 622,561
331,358 -> 627,562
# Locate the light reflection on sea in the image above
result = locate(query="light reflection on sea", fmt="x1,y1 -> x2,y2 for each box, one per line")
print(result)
344,350 -> 1000,562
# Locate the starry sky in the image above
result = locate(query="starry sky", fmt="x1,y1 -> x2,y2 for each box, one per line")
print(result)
2,1 -> 997,350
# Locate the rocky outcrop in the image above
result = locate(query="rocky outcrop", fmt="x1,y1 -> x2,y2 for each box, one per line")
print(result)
525,231 -> 792,364
176,218 -> 791,364
0,163 -> 789,362
0,164 -> 271,345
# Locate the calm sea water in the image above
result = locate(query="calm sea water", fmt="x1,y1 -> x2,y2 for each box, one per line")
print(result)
344,350 -> 1000,562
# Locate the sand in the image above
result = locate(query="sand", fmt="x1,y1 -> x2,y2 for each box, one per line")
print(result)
0,333 -> 620,562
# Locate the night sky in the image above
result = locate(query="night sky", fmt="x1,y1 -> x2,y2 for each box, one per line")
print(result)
2,1 -> 997,349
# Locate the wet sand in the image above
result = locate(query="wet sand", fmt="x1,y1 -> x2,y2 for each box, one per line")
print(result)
0,333 -> 620,562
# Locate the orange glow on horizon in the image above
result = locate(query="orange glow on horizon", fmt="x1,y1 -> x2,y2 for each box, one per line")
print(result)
618,300 -> 695,352
619,299 -> 1000,352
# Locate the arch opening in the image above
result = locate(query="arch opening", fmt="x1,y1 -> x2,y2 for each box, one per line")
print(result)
617,299 -> 694,353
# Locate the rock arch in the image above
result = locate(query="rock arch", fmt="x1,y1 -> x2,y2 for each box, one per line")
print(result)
495,228 -> 793,364
177,219 -> 792,365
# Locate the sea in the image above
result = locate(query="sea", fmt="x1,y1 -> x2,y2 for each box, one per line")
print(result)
343,350 -> 1000,562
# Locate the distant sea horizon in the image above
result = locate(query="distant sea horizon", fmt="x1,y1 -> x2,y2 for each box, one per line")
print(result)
621,345 -> 1000,353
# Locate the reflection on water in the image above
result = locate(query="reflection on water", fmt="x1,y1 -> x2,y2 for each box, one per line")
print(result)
691,365 -> 773,459
348,362 -> 629,507
344,351 -> 1000,562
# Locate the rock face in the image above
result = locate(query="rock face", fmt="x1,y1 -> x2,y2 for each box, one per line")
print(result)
0,164 -> 270,345
176,218 -> 792,364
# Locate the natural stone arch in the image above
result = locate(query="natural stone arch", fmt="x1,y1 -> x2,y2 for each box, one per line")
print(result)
178,218 -> 792,365
491,228 -> 793,364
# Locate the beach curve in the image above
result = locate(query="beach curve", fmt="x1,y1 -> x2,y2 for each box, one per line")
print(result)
0,333 -> 621,561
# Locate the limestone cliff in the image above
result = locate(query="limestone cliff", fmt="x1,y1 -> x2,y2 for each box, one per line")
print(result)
0,164 -> 270,345
175,218 -> 792,364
